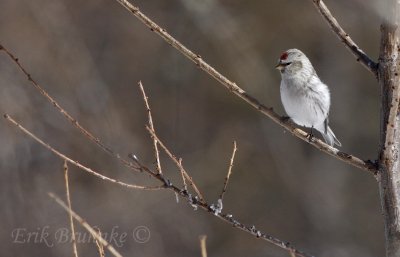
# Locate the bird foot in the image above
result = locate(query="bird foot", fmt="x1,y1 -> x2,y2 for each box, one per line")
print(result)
307,128 -> 315,143
306,133 -> 314,143
280,116 -> 291,123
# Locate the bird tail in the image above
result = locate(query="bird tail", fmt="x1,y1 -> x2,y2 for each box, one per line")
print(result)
320,126 -> 341,147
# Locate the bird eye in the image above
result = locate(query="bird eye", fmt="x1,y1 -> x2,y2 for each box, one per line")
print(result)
284,62 -> 292,66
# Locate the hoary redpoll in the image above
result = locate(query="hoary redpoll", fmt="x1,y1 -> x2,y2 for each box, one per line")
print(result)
276,49 -> 341,146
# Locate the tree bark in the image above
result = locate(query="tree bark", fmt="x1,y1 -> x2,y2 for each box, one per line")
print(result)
378,1 -> 400,256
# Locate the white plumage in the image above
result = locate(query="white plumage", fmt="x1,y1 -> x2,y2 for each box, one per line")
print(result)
276,49 -> 341,146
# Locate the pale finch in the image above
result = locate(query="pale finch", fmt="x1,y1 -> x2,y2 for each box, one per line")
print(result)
276,49 -> 341,147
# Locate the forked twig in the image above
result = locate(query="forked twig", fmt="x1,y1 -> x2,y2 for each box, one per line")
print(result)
63,161 -> 79,257
1,43 -> 315,257
4,114 -> 164,190
4,114 -> 314,257
139,81 -> 162,174
310,0 -> 378,76
219,141 -> 237,201
146,126 -> 205,203
111,1 -> 378,176
48,193 -> 123,257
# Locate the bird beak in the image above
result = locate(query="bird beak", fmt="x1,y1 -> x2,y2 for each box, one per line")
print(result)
275,62 -> 284,71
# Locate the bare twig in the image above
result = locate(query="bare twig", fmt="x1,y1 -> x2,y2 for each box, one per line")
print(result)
139,81 -> 162,174
146,126 -> 205,202
289,249 -> 296,257
95,228 -> 106,257
48,193 -> 123,257
0,44 -> 149,175
111,1 -> 378,176
4,114 -> 314,257
199,235 -> 208,257
310,0 -> 378,76
4,114 -> 164,190
219,141 -> 237,201
179,158 -> 188,191
63,161 -> 79,257
0,44 -> 315,256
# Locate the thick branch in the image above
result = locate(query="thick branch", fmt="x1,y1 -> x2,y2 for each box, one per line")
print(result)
377,1 -> 400,256
310,0 -> 378,76
112,0 -> 378,176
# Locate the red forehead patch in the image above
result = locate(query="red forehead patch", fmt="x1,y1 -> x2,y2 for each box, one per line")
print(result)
280,52 -> 288,60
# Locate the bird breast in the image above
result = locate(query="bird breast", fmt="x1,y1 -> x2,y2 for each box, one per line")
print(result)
280,76 -> 330,128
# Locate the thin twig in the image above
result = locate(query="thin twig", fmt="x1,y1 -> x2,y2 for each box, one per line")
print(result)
0,44 -> 315,256
219,141 -> 237,201
63,161 -> 79,257
310,0 -> 378,76
4,114 -> 314,257
0,44 -> 148,175
179,158 -> 188,191
289,249 -> 296,257
146,126 -> 205,203
4,114 -> 164,190
48,193 -> 123,257
111,1 -> 379,176
139,81 -> 162,174
95,228 -> 106,257
199,235 -> 208,257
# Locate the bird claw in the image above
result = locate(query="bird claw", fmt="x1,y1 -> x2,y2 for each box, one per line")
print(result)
307,133 -> 314,142
280,116 -> 291,122
307,128 -> 315,143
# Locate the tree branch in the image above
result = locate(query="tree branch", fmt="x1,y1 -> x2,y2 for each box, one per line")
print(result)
146,126 -> 205,203
4,113 -> 315,257
199,235 -> 208,257
377,1 -> 400,255
310,0 -> 378,77
111,0 -> 378,176
48,192 -> 124,257
4,114 -> 164,191
219,140 -> 237,201
0,44 -> 150,175
139,81 -> 163,174
63,161 -> 79,257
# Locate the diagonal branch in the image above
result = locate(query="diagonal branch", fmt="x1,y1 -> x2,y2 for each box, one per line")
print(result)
0,44 -> 146,175
310,0 -> 378,76
4,114 -> 164,191
4,114 -> 314,257
112,0 -> 378,176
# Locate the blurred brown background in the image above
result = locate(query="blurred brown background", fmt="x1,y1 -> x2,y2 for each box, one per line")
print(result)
0,0 -> 384,256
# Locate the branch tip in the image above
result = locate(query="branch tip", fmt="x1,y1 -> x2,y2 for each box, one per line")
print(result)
311,0 -> 378,76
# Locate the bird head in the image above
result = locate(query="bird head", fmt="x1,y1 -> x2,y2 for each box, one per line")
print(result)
276,49 -> 311,76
